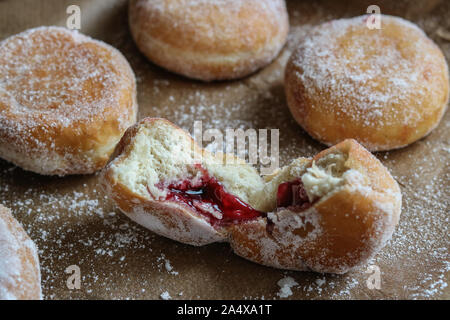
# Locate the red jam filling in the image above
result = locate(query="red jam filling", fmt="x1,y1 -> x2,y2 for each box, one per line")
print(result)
155,172 -> 264,226
276,179 -> 312,211
149,166 -> 313,227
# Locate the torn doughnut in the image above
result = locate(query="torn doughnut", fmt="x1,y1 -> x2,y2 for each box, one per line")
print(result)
230,140 -> 402,273
101,118 -> 402,274
0,205 -> 42,300
0,27 -> 137,176
128,0 -> 289,81
101,118 -> 264,245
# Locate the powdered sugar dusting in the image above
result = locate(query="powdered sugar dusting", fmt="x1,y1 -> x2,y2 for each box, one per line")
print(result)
0,0 -> 448,300
0,26 -> 128,124
291,16 -> 432,122
0,26 -> 137,175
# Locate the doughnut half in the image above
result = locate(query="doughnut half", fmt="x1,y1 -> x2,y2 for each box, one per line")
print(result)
285,15 -> 449,151
101,118 -> 263,245
129,0 -> 289,81
102,118 -> 402,274
0,27 -> 137,176
229,139 -> 402,273
0,204 -> 42,300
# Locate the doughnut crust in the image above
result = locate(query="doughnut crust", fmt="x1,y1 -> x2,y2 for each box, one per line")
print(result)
102,118 -> 402,274
129,0 -> 289,81
0,205 -> 42,300
285,15 -> 449,151
0,27 -> 137,176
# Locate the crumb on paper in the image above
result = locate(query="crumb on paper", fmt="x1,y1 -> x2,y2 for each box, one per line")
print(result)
160,291 -> 171,300
315,278 -> 326,287
157,253 -> 179,275
277,276 -> 298,298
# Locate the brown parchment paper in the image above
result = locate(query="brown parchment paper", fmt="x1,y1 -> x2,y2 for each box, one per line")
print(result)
0,0 -> 448,300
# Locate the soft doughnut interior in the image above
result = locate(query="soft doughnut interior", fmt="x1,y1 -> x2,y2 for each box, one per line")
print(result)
266,153 -> 350,211
109,119 -> 266,226
109,119 -> 357,227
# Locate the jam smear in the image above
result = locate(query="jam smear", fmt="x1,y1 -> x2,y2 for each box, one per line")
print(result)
276,179 -> 312,211
159,171 -> 264,226
150,166 -> 314,227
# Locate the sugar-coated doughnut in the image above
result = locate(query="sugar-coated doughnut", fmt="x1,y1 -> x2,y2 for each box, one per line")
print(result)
129,0 -> 289,81
101,118 -> 401,274
0,26 -> 137,176
0,204 -> 42,300
285,15 -> 449,151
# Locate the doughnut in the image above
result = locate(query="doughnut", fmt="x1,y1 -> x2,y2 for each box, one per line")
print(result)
128,0 -> 289,81
101,118 -> 402,274
0,204 -> 42,300
0,26 -> 137,176
285,15 -> 449,151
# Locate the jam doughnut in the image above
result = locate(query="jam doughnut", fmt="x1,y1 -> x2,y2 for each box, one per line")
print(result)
285,15 -> 449,151
0,205 -> 42,300
101,118 -> 402,274
128,0 -> 289,81
0,27 -> 137,176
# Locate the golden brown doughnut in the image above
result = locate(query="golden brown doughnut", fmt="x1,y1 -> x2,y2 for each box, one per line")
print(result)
0,26 -> 137,176
0,204 -> 42,300
129,0 -> 289,81
101,118 -> 401,274
285,15 -> 449,151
